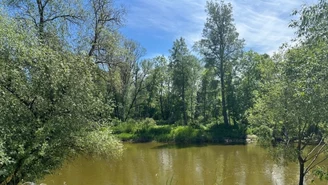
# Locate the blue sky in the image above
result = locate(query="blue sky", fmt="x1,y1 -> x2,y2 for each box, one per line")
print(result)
117,0 -> 316,58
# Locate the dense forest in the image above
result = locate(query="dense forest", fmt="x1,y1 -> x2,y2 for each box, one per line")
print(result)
1,0 -> 328,185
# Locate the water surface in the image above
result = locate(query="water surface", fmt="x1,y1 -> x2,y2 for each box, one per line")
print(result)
42,143 -> 327,185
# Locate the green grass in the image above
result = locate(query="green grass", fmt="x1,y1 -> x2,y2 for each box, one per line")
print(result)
112,118 -> 248,144
116,133 -> 135,141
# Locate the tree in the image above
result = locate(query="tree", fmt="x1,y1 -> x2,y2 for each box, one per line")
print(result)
1,0 -> 125,54
249,42 -> 328,185
86,0 -> 125,58
197,0 -> 244,125
248,1 -> 328,184
197,67 -> 220,122
1,0 -> 84,43
103,37 -> 145,121
126,58 -> 153,119
290,0 -> 328,44
0,14 -> 122,185
234,51 -> 275,124
170,38 -> 200,125
186,55 -> 201,122
146,56 -> 170,120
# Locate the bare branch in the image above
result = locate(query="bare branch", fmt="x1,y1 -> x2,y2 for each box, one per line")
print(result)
42,0 -> 50,9
44,14 -> 83,23
306,153 -> 328,174
305,138 -> 324,161
305,142 -> 327,174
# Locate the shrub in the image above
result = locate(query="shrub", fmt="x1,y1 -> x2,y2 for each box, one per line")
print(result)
112,122 -> 137,134
171,126 -> 205,143
207,123 -> 246,142
76,127 -> 124,159
116,133 -> 135,141
134,125 -> 172,142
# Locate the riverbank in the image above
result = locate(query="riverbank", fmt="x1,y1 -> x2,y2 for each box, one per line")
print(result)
111,119 -> 257,144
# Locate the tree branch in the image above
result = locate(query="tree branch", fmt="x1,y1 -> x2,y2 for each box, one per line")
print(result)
305,138 -> 324,161
305,142 -> 327,174
0,81 -> 37,117
44,14 -> 82,23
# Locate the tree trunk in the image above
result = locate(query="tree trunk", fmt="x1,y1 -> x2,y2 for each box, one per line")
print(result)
160,87 -> 164,120
298,160 -> 305,185
220,59 -> 229,125
182,73 -> 187,125
37,0 -> 45,39
89,22 -> 98,57
190,95 -> 193,120
203,85 -> 207,120
297,117 -> 305,185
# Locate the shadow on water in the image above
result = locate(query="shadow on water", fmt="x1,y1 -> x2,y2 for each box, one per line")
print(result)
152,142 -> 246,149
152,143 -> 209,149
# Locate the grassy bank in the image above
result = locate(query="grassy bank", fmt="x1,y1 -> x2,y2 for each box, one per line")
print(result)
111,118 -> 249,144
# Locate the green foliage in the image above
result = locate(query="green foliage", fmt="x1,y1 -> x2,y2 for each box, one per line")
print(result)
197,68 -> 220,122
76,127 -> 124,160
196,0 -> 244,126
112,118 -> 156,135
252,125 -> 273,145
171,126 -> 206,143
313,167 -> 328,181
169,37 -> 201,125
248,2 -> 328,182
134,125 -> 172,142
2,0 -> 84,46
234,51 -> 275,124
4,0 -> 328,184
207,123 -> 246,143
112,119 -> 248,144
112,120 -> 138,134
116,133 -> 135,141
290,0 -> 328,43
0,15 -> 122,185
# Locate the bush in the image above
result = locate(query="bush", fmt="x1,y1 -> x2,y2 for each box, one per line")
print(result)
252,125 -> 273,145
134,125 -> 172,142
156,120 -> 169,125
116,133 -> 135,141
112,119 -> 249,144
76,127 -> 124,159
171,126 -> 206,143
112,122 -> 137,134
142,118 -> 156,126
207,123 -> 246,143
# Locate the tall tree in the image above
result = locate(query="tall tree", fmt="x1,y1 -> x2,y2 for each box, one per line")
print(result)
139,56 -> 169,119
197,67 -> 220,122
234,51 -> 275,124
170,38 -> 200,125
150,56 -> 170,120
170,38 -> 189,125
187,55 -> 201,122
197,0 -> 244,125
105,38 -> 145,121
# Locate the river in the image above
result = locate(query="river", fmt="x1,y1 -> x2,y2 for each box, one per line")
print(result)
41,143 -> 327,185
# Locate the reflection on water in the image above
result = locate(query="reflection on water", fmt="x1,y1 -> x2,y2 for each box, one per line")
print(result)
42,143 -> 327,185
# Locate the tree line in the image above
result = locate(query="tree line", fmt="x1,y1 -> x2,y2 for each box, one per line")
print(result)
1,0 -> 328,185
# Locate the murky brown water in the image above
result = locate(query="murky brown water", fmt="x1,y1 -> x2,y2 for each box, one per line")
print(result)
41,143 -> 328,185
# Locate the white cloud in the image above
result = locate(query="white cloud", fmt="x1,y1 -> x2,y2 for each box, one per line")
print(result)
123,0 -> 314,55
